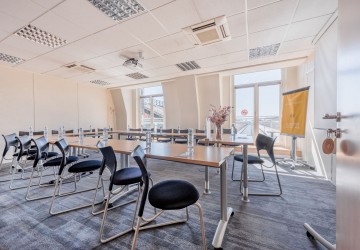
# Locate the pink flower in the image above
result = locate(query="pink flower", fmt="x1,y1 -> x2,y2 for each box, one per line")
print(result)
208,105 -> 232,126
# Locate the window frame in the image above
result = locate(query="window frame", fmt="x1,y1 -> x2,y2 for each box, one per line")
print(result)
139,87 -> 165,129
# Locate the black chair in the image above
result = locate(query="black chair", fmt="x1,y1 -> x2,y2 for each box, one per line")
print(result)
156,128 -> 172,143
131,145 -> 206,250
126,128 -> 142,141
25,136 -> 64,201
173,129 -> 188,144
139,128 -> 153,141
94,145 -> 151,243
49,138 -> 102,215
9,135 -> 38,189
232,133 -> 282,196
0,133 -> 18,174
196,129 -> 215,146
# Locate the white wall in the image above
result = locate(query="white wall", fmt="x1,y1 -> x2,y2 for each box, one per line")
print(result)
282,20 -> 338,182
0,65 -> 111,152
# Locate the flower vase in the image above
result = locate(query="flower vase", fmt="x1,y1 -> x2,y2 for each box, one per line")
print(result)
216,125 -> 222,140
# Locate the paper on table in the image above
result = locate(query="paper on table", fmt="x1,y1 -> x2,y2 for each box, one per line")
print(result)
237,134 -> 248,139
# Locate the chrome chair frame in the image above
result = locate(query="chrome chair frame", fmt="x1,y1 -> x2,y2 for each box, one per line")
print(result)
49,138 -> 102,215
131,145 -> 206,250
0,133 -> 18,181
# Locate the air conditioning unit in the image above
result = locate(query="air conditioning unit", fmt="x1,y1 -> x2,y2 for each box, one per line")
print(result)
183,15 -> 231,46
123,58 -> 142,70
64,63 -> 95,73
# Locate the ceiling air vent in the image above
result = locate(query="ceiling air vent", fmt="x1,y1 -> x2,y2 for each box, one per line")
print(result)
183,15 -> 231,46
64,63 -> 95,73
249,43 -> 280,60
90,80 -> 111,86
126,72 -> 148,79
0,52 -> 24,64
176,61 -> 200,71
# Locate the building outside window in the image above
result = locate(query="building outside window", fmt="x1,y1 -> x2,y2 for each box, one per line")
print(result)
139,85 -> 165,129
234,69 -> 281,141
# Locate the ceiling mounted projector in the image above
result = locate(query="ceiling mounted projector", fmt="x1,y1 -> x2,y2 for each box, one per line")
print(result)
123,58 -> 142,69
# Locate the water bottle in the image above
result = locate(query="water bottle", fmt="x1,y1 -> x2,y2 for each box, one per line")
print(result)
103,127 -> 108,142
154,123 -> 157,133
160,126 -> 163,134
44,126 -> 48,140
29,126 -> 33,138
145,131 -> 151,148
231,123 -> 237,138
62,126 -> 65,136
127,124 -> 130,131
79,128 -> 84,144
187,128 -> 194,152
177,125 -> 180,134
140,125 -> 143,132
89,125 -> 92,133
58,126 -> 62,139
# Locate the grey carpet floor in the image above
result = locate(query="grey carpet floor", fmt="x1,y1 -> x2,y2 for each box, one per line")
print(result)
0,151 -> 335,250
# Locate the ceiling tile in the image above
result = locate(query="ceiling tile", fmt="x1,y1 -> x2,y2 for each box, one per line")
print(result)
279,36 -> 314,54
247,0 -> 281,10
120,44 -> 159,60
140,56 -> 170,70
0,35 -> 53,60
119,13 -> 168,42
192,0 -> 245,21
197,51 -> 248,68
142,65 -> 180,77
227,13 -> 246,38
147,32 -> 194,55
0,0 -> 46,23
294,0 -> 337,22
137,0 -> 174,10
30,0 -> 63,9
67,71 -> 108,81
248,0 -> 297,33
31,10 -> 90,42
51,0 -> 116,33
16,56 -> 64,73
46,67 -> 85,79
0,11 -> 28,34
249,26 -> 287,48
151,0 -> 201,33
286,15 -> 331,41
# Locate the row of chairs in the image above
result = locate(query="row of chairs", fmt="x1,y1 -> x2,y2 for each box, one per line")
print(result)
0,133 -> 206,249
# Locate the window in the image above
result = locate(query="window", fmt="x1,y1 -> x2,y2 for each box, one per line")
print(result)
234,69 -> 281,141
139,86 -> 164,129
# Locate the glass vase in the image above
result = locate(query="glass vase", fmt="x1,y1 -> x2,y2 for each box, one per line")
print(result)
216,125 -> 222,140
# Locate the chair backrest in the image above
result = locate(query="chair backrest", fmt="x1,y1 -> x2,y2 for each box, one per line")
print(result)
31,136 -> 49,168
129,128 -> 141,131
83,129 -> 95,133
142,128 -> 153,132
19,131 -> 29,136
2,133 -> 17,157
15,135 -> 32,161
174,129 -> 188,133
98,146 -> 118,191
98,128 -> 104,132
131,145 -> 149,217
161,129 -> 172,133
223,128 -> 231,134
54,139 -> 71,174
255,133 -> 277,165
65,130 -> 74,134
52,130 -> 59,135
33,131 -> 45,136
196,129 -> 205,133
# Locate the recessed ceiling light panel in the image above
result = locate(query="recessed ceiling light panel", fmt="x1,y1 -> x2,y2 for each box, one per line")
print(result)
126,72 -> 148,79
176,61 -> 201,71
16,24 -> 67,48
90,80 -> 111,86
249,43 -> 280,60
0,52 -> 24,64
88,0 -> 145,21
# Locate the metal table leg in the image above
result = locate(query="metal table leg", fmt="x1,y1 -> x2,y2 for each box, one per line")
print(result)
203,166 -> 211,194
242,144 -> 249,202
212,161 -> 233,248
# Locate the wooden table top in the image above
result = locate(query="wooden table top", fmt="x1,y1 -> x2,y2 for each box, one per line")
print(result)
47,136 -> 234,168
198,134 -> 254,146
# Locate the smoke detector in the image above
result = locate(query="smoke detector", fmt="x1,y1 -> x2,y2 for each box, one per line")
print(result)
183,16 -> 231,46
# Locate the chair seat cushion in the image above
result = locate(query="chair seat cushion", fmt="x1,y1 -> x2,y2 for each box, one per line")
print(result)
13,149 -> 37,157
112,167 -> 143,186
174,138 -> 187,144
68,160 -> 102,173
157,138 -> 171,143
149,180 -> 199,210
234,154 -> 264,164
43,156 -> 79,167
27,151 -> 58,160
